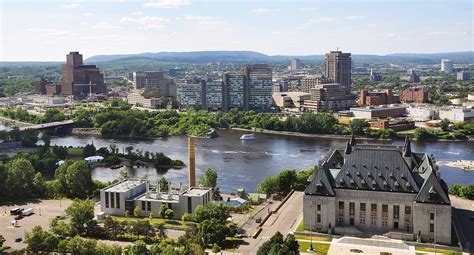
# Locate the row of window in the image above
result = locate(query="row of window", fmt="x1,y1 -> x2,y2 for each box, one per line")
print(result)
105,192 -> 120,209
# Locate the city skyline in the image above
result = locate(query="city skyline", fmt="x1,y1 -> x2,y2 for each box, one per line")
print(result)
1,0 -> 473,61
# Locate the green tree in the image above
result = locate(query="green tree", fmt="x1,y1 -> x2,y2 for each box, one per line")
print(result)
198,168 -> 218,188
439,119 -> 450,131
65,199 -> 96,235
83,143 -> 97,158
154,223 -> 167,239
257,176 -> 278,196
165,208 -> 175,219
134,206 -> 141,217
25,226 -> 59,253
212,243 -> 221,253
159,204 -> 169,219
181,213 -> 191,222
55,160 -> 94,198
197,218 -> 228,246
5,158 -> 42,199
159,177 -> 169,192
193,202 -> 230,223
349,118 -> 368,135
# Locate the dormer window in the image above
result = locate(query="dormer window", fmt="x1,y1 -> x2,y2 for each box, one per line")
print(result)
389,173 -> 394,179
356,171 -> 361,177
378,173 -> 383,178
345,171 -> 350,176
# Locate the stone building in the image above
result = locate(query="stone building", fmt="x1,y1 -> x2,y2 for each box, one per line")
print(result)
359,89 -> 399,106
325,51 -> 352,94
303,137 -> 451,244
400,87 -> 429,103
302,83 -> 354,112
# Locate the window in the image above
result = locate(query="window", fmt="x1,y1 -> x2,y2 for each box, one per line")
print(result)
430,223 -> 434,233
394,205 -> 399,219
105,192 -> 109,208
430,212 -> 434,221
116,193 -> 120,208
317,204 -> 321,211
339,201 -> 344,210
360,203 -> 366,212
394,222 -> 399,229
317,214 -> 321,223
111,192 -> 115,208
147,202 -> 151,212
382,205 -> 388,213
405,206 -> 411,215
349,202 -> 355,216
371,204 -> 377,225
371,204 -> 377,213
187,197 -> 192,213
142,201 -> 146,211
350,218 -> 354,225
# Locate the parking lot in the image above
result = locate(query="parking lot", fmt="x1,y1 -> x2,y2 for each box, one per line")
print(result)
0,199 -> 74,250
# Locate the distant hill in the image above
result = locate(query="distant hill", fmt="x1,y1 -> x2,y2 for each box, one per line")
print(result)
85,51 -> 474,65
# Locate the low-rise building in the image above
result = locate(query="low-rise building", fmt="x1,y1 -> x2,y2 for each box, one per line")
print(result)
127,90 -> 161,109
400,87 -> 429,104
303,83 -> 354,113
370,119 -> 415,132
272,92 -> 310,109
100,179 -> 213,219
438,107 -> 474,123
350,105 -> 407,119
406,105 -> 437,121
359,89 -> 399,106
304,137 -> 452,244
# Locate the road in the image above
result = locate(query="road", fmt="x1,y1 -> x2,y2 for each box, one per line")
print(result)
237,191 -> 303,255
450,195 -> 474,254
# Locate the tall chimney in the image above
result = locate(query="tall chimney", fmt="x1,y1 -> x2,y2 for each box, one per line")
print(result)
188,136 -> 196,187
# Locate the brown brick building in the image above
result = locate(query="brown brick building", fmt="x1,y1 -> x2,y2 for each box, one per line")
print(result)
34,78 -> 48,94
61,52 -> 106,97
359,89 -> 399,106
400,87 -> 429,103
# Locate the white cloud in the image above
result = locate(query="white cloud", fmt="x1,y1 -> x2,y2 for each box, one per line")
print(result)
143,0 -> 190,9
183,15 -> 225,25
298,7 -> 318,12
367,24 -> 377,28
61,3 -> 81,9
131,11 -> 144,16
385,33 -> 397,38
92,22 -> 121,30
121,16 -> 170,29
28,28 -> 77,37
299,17 -> 336,29
251,8 -> 278,13
83,12 -> 94,17
344,15 -> 365,20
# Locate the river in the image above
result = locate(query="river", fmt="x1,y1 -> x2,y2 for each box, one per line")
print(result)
1,123 -> 473,192
43,129 -> 474,193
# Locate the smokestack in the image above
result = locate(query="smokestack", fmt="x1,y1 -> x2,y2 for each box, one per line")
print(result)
188,136 -> 196,187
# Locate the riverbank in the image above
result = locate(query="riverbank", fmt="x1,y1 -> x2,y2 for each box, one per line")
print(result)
230,127 -> 473,143
438,160 -> 474,171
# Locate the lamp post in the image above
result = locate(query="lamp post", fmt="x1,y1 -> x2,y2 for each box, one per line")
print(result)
308,201 -> 314,252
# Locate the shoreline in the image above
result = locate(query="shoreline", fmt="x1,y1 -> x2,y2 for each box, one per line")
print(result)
230,127 -> 473,143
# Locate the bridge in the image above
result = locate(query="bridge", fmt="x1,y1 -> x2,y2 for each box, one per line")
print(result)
19,119 -> 76,131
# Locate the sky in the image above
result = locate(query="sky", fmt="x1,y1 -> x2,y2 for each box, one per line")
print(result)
0,0 -> 472,61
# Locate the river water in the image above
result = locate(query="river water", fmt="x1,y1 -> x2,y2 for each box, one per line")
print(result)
41,129 -> 473,193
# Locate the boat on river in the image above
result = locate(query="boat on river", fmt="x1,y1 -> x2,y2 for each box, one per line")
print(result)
240,134 -> 255,140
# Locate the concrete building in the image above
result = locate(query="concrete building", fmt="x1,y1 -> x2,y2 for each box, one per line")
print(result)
205,80 -> 223,111
61,52 -> 107,98
350,105 -> 407,119
272,92 -> 310,109
176,78 -> 205,109
438,107 -> 474,122
407,105 -> 437,121
300,75 -> 333,93
34,78 -> 48,94
303,83 -> 355,113
290,58 -> 302,71
325,51 -> 352,94
243,64 -> 273,111
45,84 -> 61,96
400,87 -> 429,103
100,179 -> 212,219
359,89 -> 399,106
441,59 -> 453,73
223,72 -> 245,111
456,71 -> 470,81
127,90 -> 161,109
132,71 -> 176,98
304,138 -> 451,244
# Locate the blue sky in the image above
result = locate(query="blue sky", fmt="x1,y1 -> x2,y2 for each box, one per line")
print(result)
0,0 -> 472,61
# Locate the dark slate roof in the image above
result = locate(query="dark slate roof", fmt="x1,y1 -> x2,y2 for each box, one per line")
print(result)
334,147 -> 420,193
305,138 -> 450,205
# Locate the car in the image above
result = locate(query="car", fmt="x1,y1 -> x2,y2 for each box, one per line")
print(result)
15,237 -> 22,242
350,249 -> 363,253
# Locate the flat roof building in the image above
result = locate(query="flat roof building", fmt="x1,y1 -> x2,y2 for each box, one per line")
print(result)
350,105 -> 407,119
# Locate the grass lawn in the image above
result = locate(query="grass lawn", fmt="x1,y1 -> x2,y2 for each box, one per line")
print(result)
67,147 -> 84,158
294,235 -> 332,242
415,247 -> 462,254
296,219 -> 304,232
111,216 -> 195,230
298,241 -> 330,254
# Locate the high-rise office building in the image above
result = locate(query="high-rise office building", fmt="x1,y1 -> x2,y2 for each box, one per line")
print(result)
205,80 -> 223,111
291,58 -> 302,71
302,83 -> 354,112
325,51 -> 352,94
176,78 -> 206,109
300,75 -> 333,93
457,71 -> 470,81
441,59 -> 453,73
243,64 -> 273,111
61,52 -> 106,97
223,72 -> 245,111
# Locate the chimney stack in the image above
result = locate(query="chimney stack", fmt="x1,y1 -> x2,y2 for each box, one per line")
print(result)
188,136 -> 196,187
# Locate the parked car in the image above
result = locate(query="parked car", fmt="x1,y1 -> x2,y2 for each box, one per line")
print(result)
15,237 -> 22,242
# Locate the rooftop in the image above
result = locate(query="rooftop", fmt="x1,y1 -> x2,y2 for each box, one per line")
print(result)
182,187 -> 212,197
103,179 -> 145,193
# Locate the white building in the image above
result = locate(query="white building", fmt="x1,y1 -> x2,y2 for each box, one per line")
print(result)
127,90 -> 161,109
406,105 -> 438,122
100,179 -> 213,219
440,59 -> 453,73
438,107 -> 474,122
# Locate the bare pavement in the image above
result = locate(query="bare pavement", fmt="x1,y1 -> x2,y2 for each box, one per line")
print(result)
237,191 -> 304,255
